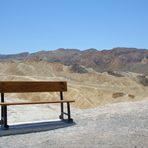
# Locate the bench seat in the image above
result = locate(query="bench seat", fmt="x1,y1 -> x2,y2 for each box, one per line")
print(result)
0,100 -> 75,106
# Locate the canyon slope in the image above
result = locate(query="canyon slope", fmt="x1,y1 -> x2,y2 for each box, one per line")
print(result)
0,47 -> 148,75
0,60 -> 147,109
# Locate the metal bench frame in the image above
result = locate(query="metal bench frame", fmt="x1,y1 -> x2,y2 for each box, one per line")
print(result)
0,81 -> 75,130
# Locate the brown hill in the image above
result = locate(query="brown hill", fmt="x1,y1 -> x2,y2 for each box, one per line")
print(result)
0,47 -> 148,75
0,61 -> 147,109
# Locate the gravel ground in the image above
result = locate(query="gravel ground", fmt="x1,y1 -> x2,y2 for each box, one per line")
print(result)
0,99 -> 148,148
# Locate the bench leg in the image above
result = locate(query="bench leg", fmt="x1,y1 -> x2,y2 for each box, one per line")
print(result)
59,92 -> 64,120
0,105 -> 3,125
0,93 -> 4,125
59,102 -> 64,120
1,105 -> 9,130
67,102 -> 73,122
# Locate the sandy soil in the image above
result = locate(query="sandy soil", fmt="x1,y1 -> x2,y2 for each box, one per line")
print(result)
0,98 -> 148,148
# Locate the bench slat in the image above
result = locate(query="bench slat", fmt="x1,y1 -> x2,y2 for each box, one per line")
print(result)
0,81 -> 67,93
0,100 -> 75,106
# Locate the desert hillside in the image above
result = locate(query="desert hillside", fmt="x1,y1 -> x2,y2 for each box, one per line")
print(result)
0,48 -> 148,75
0,61 -> 147,109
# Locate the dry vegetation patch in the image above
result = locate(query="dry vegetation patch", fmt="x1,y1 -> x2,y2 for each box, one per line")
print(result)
70,64 -> 88,73
112,92 -> 125,98
128,94 -> 135,99
137,75 -> 148,86
107,70 -> 124,77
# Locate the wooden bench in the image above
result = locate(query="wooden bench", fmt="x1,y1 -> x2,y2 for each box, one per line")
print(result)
0,81 -> 75,130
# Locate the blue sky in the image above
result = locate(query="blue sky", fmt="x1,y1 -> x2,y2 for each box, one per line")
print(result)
0,0 -> 148,54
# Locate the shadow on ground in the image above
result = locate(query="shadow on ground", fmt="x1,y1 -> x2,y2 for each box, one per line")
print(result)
0,120 -> 75,137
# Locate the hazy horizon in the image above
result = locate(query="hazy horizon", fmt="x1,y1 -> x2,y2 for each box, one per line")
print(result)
0,46 -> 148,55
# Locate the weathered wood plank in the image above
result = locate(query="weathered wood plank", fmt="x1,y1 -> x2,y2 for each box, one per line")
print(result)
0,81 -> 67,93
0,100 -> 75,106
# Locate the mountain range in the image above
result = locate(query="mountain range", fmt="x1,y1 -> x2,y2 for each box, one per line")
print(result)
0,47 -> 148,75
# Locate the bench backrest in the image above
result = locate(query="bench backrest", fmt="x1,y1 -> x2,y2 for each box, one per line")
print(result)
0,81 -> 67,93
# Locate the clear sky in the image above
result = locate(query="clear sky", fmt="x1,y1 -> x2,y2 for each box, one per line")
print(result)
0,0 -> 148,54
